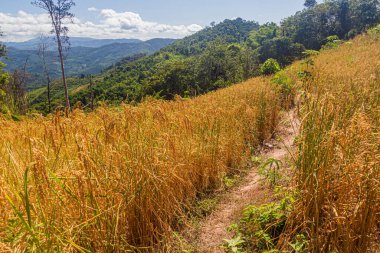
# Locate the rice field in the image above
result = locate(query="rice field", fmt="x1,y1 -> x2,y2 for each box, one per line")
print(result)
0,78 -> 280,252
281,32 -> 380,252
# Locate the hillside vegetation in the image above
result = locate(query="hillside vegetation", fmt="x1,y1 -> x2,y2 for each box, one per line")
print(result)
25,0 -> 380,114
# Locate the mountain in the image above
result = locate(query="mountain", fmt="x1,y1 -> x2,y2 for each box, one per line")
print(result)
3,38 -> 176,89
4,37 -> 143,50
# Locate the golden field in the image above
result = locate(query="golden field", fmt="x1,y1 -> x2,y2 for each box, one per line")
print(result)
280,32 -> 380,252
0,78 -> 279,252
1,27 -> 380,253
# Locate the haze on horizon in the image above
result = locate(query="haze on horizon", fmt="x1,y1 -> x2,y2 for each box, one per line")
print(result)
0,0 -> 307,42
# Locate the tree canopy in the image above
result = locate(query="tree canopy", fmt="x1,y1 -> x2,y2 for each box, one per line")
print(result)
304,0 -> 317,8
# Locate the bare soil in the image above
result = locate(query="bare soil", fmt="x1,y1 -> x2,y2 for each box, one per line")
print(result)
191,109 -> 300,252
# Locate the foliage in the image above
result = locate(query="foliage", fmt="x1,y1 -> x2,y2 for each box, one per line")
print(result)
0,59 -> 28,115
281,0 -> 380,49
271,71 -> 294,102
304,0 -> 317,8
228,194 -> 295,252
0,44 -> 6,58
247,23 -> 278,50
258,158 -> 283,186
247,23 -> 305,66
260,59 -> 281,75
257,37 -> 305,66
302,49 -> 319,57
165,18 -> 259,56
289,234 -> 309,253
0,62 -> 10,113
0,29 -> 5,58
223,235 -> 245,253
368,24 -> 380,38
321,35 -> 344,50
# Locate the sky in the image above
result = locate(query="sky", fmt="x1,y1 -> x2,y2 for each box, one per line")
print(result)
0,0 -> 307,42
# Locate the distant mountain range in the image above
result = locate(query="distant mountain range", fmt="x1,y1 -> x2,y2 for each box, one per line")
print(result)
4,37 -> 144,50
2,37 -> 176,89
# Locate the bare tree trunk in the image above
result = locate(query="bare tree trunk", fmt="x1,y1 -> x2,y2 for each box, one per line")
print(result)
47,75 -> 51,113
32,0 -> 75,114
89,75 -> 95,110
56,36 -> 70,111
42,65 -> 52,113
39,43 -> 52,113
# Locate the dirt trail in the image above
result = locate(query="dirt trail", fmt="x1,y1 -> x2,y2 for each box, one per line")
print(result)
194,109 -> 300,252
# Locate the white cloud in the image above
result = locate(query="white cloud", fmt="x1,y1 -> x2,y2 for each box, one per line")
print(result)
0,9 -> 203,42
87,7 -> 98,12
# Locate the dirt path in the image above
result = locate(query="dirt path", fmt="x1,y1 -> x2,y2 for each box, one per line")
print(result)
194,109 -> 300,252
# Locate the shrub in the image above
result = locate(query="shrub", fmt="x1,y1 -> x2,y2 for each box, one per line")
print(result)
322,35 -> 343,50
228,194 -> 295,252
271,71 -> 294,109
368,24 -> 380,39
260,58 -> 281,75
302,50 -> 319,58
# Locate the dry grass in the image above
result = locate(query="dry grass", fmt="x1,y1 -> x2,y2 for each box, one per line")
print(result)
0,78 -> 280,252
280,34 -> 380,252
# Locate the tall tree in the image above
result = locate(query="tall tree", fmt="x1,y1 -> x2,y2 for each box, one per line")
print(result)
31,0 -> 75,112
304,0 -> 317,8
349,0 -> 380,32
0,58 -> 29,114
37,35 -> 52,113
9,59 -> 29,114
0,29 -> 6,58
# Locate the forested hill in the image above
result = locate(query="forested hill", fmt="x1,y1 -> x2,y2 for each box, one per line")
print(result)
28,0 -> 380,113
162,18 -> 259,56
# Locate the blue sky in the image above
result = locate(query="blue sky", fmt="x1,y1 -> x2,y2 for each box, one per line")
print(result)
1,0 -> 307,42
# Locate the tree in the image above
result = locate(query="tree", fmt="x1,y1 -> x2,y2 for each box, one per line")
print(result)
247,22 -> 278,50
0,58 -> 29,115
0,29 -> 6,58
37,35 -> 52,113
304,0 -> 317,8
31,0 -> 75,112
260,58 -> 281,75
144,58 -> 194,99
349,0 -> 380,32
257,37 -> 305,66
9,60 -> 30,114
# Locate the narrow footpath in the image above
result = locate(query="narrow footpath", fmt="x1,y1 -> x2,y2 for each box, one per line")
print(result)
193,109 -> 300,252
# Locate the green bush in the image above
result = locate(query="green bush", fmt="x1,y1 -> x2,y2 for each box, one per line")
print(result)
322,35 -> 343,50
368,24 -> 380,39
226,193 -> 295,252
260,59 -> 281,75
271,71 -> 295,108
302,50 -> 319,58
